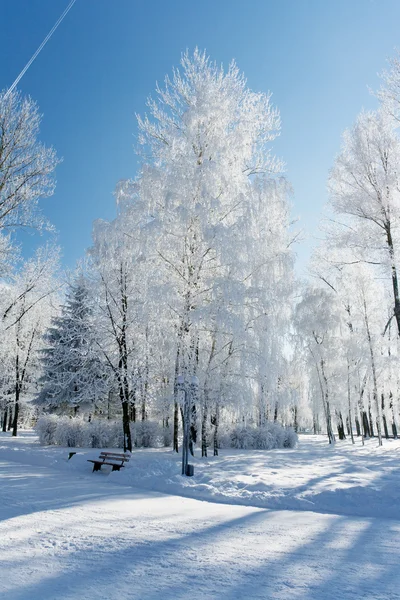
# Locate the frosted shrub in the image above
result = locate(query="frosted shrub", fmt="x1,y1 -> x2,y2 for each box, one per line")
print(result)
283,427 -> 298,448
131,421 -> 162,448
36,415 -> 58,445
222,423 -> 297,450
35,416 -> 167,448
253,427 -> 276,450
162,424 -> 172,447
84,420 -> 124,449
54,417 -> 86,448
229,426 -> 256,449
18,402 -> 37,429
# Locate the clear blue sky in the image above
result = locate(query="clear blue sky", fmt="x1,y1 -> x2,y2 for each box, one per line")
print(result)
2,0 -> 400,273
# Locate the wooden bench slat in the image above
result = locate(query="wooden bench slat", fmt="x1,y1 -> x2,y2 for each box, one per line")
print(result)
99,455 -> 130,459
88,452 -> 130,472
99,453 -> 130,458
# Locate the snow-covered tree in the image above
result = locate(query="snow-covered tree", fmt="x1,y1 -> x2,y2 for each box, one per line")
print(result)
0,90 -> 59,236
328,109 -> 400,337
0,245 -> 60,435
37,272 -> 106,416
133,49 -> 292,451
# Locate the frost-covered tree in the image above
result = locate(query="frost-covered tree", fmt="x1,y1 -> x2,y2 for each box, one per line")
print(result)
0,90 -> 59,236
89,206 -> 154,452
295,286 -> 342,443
132,49 -> 292,451
328,109 -> 400,337
37,273 -> 106,415
0,246 -> 60,435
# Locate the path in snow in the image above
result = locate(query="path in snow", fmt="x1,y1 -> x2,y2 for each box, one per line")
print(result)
0,433 -> 400,599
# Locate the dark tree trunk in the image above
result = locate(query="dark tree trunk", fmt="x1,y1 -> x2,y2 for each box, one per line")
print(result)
389,392 -> 398,439
313,413 -> 319,435
212,405 -> 219,456
12,384 -> 20,437
8,407 -> 13,431
2,406 -> 8,432
368,402 -> 375,438
201,402 -> 208,457
293,405 -> 298,433
173,401 -> 179,453
381,394 -> 389,439
118,355 -> 132,452
382,414 -> 389,439
189,403 -> 197,457
385,222 -> 400,337
141,399 -> 146,421
336,411 -> 346,440
121,396 -> 132,452
274,402 -> 278,422
129,386 -> 136,422
362,411 -> 370,438
355,416 -> 361,437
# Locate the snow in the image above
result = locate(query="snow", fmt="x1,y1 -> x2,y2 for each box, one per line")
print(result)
1,432 -> 400,599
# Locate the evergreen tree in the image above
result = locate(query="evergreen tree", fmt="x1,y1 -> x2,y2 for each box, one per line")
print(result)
37,275 -> 106,414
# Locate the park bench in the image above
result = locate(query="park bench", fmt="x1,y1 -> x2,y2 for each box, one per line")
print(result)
87,451 -> 130,472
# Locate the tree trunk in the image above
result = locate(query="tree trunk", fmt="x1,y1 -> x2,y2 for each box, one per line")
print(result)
173,401 -> 179,453
121,395 -> 132,452
319,359 -> 335,444
212,405 -> 219,456
390,392 -> 398,438
189,403 -> 197,456
2,406 -> 8,432
293,405 -> 298,433
385,222 -> 400,337
347,361 -> 354,443
368,402 -> 375,438
363,300 -> 382,445
355,416 -> 361,436
336,411 -> 346,440
201,402 -> 208,457
362,411 -> 370,438
12,382 -> 20,437
313,413 -> 319,435
381,393 -> 388,439
142,328 -> 149,422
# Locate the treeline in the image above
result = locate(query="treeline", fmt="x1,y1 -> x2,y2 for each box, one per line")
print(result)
1,51 -> 400,451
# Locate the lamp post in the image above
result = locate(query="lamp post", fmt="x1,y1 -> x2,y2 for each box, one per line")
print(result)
176,374 -> 199,476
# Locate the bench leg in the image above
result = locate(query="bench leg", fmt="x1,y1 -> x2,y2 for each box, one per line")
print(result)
93,463 -> 102,472
111,464 -> 121,472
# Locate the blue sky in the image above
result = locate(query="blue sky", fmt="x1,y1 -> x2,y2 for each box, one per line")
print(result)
2,0 -> 400,273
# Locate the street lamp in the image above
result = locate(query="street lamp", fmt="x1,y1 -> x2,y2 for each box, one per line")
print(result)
176,374 -> 198,476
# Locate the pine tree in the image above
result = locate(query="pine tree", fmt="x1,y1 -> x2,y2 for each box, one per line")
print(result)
37,275 -> 106,414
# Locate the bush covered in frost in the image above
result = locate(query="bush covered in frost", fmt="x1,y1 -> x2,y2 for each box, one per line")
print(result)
35,415 -> 164,449
131,420 -> 163,448
220,422 -> 297,450
85,419 -> 123,449
36,415 -> 59,445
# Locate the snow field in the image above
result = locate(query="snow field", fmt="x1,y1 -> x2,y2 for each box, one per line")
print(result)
0,433 -> 400,599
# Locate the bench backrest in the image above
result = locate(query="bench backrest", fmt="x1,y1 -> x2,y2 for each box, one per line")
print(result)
99,452 -> 130,461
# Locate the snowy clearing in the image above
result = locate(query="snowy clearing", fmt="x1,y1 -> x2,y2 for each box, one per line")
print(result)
0,432 -> 400,599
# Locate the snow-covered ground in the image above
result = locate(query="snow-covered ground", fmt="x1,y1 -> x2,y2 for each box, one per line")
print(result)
1,432 -> 400,599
